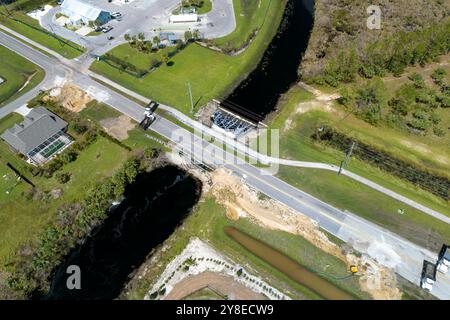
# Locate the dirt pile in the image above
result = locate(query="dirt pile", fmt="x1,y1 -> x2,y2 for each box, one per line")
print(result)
210,169 -> 346,259
210,168 -> 403,300
45,84 -> 93,112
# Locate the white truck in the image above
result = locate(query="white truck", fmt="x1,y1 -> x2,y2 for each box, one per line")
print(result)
420,260 -> 437,292
437,244 -> 450,274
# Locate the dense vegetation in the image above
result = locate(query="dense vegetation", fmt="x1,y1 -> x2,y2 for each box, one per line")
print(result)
337,69 -> 449,136
301,0 -> 450,82
309,21 -> 450,86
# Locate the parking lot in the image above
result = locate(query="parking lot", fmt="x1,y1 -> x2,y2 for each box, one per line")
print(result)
38,0 -> 236,56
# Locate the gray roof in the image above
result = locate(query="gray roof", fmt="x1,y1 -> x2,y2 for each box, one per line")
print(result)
1,107 -> 67,155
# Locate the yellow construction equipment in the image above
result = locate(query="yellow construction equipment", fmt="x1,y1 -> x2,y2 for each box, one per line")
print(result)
350,265 -> 358,274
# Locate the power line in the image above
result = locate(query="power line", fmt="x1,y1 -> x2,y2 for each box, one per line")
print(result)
339,142 -> 355,175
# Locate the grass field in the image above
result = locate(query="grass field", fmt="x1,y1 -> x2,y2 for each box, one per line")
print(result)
0,110 -> 130,267
278,166 -> 450,250
272,86 -> 450,212
80,100 -> 169,150
101,44 -> 178,71
213,0 -> 275,51
80,100 -> 123,122
90,0 -> 286,115
265,85 -> 450,250
0,2 -> 84,59
173,0 -> 212,15
123,195 -> 371,300
0,45 -> 45,106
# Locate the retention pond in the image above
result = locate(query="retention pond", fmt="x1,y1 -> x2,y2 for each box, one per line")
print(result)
225,226 -> 355,300
225,0 -> 314,121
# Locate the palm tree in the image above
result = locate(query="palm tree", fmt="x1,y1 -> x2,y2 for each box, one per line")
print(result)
153,36 -> 161,48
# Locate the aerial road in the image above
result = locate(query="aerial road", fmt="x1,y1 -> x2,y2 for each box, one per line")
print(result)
0,28 -> 449,299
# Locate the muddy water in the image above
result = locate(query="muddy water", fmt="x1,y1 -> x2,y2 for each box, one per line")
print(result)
225,227 -> 355,300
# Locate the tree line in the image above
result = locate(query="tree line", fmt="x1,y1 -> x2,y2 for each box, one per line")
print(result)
310,20 -> 450,87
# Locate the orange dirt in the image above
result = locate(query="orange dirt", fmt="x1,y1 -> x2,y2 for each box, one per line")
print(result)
165,271 -> 266,300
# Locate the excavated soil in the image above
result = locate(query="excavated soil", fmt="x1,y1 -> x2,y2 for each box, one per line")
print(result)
45,84 -> 93,112
165,271 -> 266,300
209,168 -> 402,300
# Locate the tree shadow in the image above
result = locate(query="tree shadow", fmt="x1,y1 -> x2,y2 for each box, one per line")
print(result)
167,61 -> 175,67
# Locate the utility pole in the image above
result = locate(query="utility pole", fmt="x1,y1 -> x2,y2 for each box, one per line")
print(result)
339,141 -> 356,175
187,81 -> 194,114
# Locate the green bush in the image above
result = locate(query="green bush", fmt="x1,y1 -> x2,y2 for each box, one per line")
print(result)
56,172 -> 71,184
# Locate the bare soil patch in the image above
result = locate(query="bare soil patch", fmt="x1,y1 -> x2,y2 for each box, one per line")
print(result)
45,84 -> 93,112
100,115 -> 135,141
165,271 -> 266,300
210,169 -> 403,300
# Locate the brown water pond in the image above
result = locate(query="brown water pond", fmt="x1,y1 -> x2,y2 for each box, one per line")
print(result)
225,227 -> 355,300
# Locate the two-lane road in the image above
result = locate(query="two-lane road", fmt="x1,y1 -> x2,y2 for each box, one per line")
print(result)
0,30 -> 449,299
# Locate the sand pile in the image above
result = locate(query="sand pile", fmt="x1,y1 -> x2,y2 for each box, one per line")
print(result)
210,168 -> 403,300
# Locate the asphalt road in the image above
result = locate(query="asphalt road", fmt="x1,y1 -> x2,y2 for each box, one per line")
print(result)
0,29 -> 449,299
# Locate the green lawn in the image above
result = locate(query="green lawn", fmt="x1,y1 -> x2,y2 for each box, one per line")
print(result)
0,5 -> 84,59
269,86 -> 450,215
0,113 -> 26,203
90,0 -> 286,115
80,100 -> 169,151
0,133 -> 130,267
80,100 -> 123,122
278,166 -> 450,251
214,0 -> 275,51
124,195 -> 370,300
0,112 -> 22,133
264,86 -> 450,250
0,45 -> 45,106
102,44 -> 178,71
173,0 -> 212,15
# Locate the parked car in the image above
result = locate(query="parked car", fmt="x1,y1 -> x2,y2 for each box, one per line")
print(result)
107,36 -> 114,40
101,25 -> 113,33
111,12 -> 122,18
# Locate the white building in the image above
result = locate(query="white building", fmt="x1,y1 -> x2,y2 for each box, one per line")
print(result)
60,0 -> 111,25
169,13 -> 199,24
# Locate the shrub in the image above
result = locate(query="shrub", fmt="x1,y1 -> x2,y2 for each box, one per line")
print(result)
56,172 -> 71,184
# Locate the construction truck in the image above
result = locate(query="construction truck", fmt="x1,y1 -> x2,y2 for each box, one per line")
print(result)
140,105 -> 156,130
420,260 -> 437,292
437,244 -> 450,274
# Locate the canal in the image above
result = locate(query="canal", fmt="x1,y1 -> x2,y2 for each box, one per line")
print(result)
225,0 -> 314,120
225,227 -> 356,300
40,165 -> 202,300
